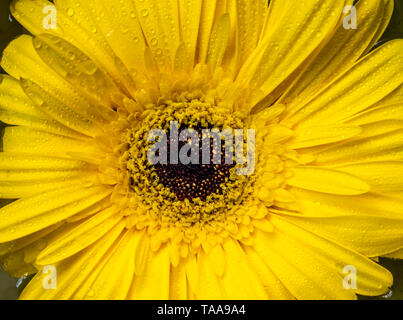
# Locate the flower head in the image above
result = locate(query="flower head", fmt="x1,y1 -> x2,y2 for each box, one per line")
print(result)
0,0 -> 403,300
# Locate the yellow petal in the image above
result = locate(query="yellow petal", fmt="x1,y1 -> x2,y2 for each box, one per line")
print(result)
280,211 -> 403,258
85,229 -> 137,300
0,153 -> 89,171
361,0 -> 395,56
335,161 -> 403,192
36,207 -> 121,265
0,223 -> 62,256
347,103 -> 403,125
357,120 -> 403,139
288,166 -> 370,195
1,35 -> 113,124
290,188 -> 403,219
208,243 -> 226,277
69,0 -> 147,72
383,248 -> 403,259
374,83 -> 403,108
20,78 -> 98,137
193,251 -> 224,299
153,0 -> 181,63
243,247 -> 295,299
19,221 -> 125,299
237,0 -> 346,106
0,159 -> 95,198
316,128 -> 403,165
234,0 -> 268,70
133,230 -> 150,276
196,0 -> 218,64
133,0 -> 178,69
128,245 -> 170,299
220,239 -> 268,299
10,0 -> 63,36
289,125 -> 362,149
0,75 -> 86,139
271,214 -> 393,296
0,185 -> 111,242
11,0 -> 132,91
283,0 -> 394,112
207,13 -> 231,71
54,0 -> 139,94
2,127 -> 96,157
252,229 -> 357,299
32,34 -> 118,112
174,43 -> 188,73
252,218 -> 275,233
179,0 -> 202,67
169,260 -> 188,299
288,40 -> 403,128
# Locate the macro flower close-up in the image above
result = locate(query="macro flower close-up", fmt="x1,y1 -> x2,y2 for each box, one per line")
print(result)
0,0 -> 403,300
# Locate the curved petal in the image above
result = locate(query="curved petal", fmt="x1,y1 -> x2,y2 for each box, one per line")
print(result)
1,35 -> 113,128
2,127 -> 97,157
127,244 -> 171,299
287,166 -> 370,195
282,0 -> 394,110
55,0 -> 147,72
19,221 -> 125,299
0,185 -> 111,242
219,239 -> 269,299
36,207 -> 121,265
270,215 -> 393,296
10,0 -> 134,92
286,40 -> 403,128
83,229 -> 137,300
237,0 -> 347,108
0,75 -> 86,139
277,202 -> 403,257
252,229 -> 357,299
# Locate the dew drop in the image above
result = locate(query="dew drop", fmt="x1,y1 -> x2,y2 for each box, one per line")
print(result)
33,39 -> 42,49
67,51 -> 76,60
82,61 -> 98,75
67,8 -> 75,17
150,38 -> 158,46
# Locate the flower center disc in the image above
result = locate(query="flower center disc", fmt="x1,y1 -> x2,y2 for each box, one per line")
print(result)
153,123 -> 234,201
123,101 -> 253,221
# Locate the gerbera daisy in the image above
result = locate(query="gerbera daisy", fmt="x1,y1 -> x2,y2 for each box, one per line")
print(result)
0,0 -> 403,300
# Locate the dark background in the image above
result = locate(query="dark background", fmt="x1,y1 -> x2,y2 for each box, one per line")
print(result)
0,0 -> 402,300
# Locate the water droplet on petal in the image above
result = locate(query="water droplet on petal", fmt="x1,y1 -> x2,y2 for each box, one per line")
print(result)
67,8 -> 75,17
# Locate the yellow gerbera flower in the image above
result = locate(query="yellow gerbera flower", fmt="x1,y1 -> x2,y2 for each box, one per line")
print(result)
0,0 -> 403,300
